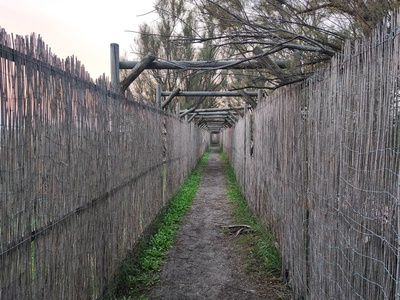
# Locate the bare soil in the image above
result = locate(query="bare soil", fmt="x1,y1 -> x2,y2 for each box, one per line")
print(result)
146,146 -> 286,299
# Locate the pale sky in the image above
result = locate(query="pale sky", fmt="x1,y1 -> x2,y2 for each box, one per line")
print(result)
0,0 -> 158,79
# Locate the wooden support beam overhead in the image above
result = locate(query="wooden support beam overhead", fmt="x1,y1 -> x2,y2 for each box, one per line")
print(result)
162,91 -> 258,97
180,106 -> 197,118
238,90 -> 258,108
207,121 -> 228,125
185,106 -> 247,113
229,111 -> 239,121
225,118 -> 235,126
191,111 -> 230,115
120,59 -> 289,70
228,104 -> 244,118
120,53 -> 156,92
253,46 -> 289,84
191,112 -> 239,119
208,128 -> 223,131
227,114 -> 237,124
208,129 -> 222,132
161,88 -> 181,109
193,113 -> 232,118
187,113 -> 198,122
196,114 -> 232,119
195,116 -> 233,121
182,106 -> 244,129
196,122 -> 225,127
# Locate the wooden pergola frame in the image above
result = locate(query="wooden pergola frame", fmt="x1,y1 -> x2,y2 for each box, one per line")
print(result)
110,43 -> 267,132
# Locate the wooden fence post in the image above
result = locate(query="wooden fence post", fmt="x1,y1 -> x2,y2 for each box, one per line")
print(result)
110,43 -> 120,93
257,89 -> 264,104
156,83 -> 162,108
396,172 -> 400,300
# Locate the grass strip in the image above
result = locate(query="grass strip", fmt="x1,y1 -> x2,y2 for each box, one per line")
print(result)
105,150 -> 209,300
220,150 -> 281,278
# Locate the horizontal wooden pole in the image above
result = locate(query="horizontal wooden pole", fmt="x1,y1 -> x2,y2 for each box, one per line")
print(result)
163,91 -> 258,97
187,106 -> 246,113
194,115 -> 230,119
228,104 -> 244,118
191,112 -> 232,116
119,59 -> 288,70
203,121 -> 229,124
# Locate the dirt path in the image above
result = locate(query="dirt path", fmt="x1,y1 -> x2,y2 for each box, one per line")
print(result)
146,146 -> 270,299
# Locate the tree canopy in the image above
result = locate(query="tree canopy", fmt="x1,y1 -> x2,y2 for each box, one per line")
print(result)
129,0 -> 400,104
129,0 -> 226,109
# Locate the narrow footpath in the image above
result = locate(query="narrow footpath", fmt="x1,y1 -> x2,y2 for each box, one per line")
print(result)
146,146 -> 271,299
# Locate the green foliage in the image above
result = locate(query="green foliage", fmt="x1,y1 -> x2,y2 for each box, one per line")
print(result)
105,150 -> 209,300
220,150 -> 281,277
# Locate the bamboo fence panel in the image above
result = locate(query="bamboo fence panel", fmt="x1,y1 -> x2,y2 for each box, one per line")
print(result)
164,115 -> 208,200
0,28 -> 209,299
222,12 -> 400,300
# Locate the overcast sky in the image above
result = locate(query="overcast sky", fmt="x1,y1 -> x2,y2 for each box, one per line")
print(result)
0,0 -> 158,79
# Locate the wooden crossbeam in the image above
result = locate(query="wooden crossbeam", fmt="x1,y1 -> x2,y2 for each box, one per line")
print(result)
188,106 -> 247,113
180,106 -> 197,118
229,111 -> 239,121
185,105 -> 241,130
161,88 -> 180,109
227,114 -> 237,124
187,113 -> 198,122
191,112 -> 232,116
194,115 -> 230,119
162,91 -> 258,97
238,90 -> 257,108
119,59 -> 289,70
120,53 -> 156,92
253,46 -> 289,84
228,104 -> 244,118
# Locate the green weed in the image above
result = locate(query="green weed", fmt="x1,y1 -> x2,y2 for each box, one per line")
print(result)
104,150 -> 209,299
220,150 -> 281,277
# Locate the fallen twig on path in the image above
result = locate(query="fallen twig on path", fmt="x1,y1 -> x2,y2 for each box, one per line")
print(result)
220,224 -> 255,236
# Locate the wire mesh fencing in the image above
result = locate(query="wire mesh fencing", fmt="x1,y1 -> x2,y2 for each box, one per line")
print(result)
221,13 -> 400,300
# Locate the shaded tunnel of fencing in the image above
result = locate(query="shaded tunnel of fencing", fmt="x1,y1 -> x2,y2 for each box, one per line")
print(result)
1,12 -> 400,300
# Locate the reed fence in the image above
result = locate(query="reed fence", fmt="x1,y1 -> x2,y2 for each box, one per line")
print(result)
222,13 -> 400,300
0,28 -> 209,299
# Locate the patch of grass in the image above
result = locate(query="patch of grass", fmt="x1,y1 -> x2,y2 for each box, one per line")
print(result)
105,150 -> 209,300
219,150 -> 281,278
